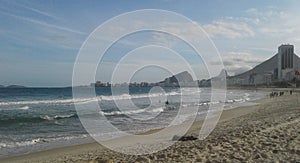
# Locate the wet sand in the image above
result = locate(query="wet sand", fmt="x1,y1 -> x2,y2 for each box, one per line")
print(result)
2,92 -> 300,162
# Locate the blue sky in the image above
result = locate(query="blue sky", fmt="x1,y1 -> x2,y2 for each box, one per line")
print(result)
0,0 -> 300,86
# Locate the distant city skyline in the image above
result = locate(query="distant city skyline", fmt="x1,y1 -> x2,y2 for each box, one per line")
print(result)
1,0 -> 300,87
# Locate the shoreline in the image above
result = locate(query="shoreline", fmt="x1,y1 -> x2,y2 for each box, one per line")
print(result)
2,94 -> 268,162
3,90 -> 300,162
0,89 -> 266,158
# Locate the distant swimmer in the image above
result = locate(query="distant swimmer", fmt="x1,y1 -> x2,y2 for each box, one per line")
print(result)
165,100 -> 169,105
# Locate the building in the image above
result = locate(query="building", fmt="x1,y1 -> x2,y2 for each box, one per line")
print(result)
227,44 -> 300,86
278,44 -> 293,80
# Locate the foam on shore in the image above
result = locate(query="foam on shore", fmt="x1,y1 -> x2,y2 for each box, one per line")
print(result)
3,91 -> 299,162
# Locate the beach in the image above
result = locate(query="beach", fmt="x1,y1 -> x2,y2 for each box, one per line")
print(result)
2,90 -> 299,162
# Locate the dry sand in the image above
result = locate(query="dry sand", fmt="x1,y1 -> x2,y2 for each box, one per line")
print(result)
2,92 -> 300,162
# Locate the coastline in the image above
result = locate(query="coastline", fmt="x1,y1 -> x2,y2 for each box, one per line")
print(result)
2,104 -> 260,163
2,91 -> 300,162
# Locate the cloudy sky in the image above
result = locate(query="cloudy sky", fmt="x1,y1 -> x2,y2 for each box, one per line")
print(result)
0,0 -> 300,86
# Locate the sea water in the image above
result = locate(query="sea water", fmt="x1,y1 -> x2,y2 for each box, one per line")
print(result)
0,87 -> 266,157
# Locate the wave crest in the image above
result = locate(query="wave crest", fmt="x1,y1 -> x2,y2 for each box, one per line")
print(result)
99,107 -> 164,116
0,91 -> 179,106
40,114 -> 77,121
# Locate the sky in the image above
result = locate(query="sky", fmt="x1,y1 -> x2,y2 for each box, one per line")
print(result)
0,0 -> 300,87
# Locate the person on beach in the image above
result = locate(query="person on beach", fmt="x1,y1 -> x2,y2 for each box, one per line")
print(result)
279,91 -> 284,96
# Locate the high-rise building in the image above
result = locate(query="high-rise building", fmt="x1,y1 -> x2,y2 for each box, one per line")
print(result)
278,44 -> 294,80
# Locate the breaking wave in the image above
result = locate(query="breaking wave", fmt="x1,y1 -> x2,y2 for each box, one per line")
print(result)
0,114 -> 77,125
39,114 -> 77,121
0,134 -> 89,149
0,106 -> 30,111
99,107 -> 164,116
0,91 -> 179,106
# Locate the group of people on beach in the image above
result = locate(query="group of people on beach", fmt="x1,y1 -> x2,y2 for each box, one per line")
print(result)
269,91 -> 284,97
269,90 -> 293,98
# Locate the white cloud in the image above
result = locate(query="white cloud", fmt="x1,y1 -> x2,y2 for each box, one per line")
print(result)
245,8 -> 258,14
13,2 -> 59,20
225,16 -> 260,25
211,52 -> 268,75
96,20 -> 212,49
0,9 -> 87,50
156,21 -> 209,42
202,20 -> 255,39
244,8 -> 298,37
250,47 -> 276,53
245,8 -> 288,20
0,10 -> 86,35
259,27 -> 296,36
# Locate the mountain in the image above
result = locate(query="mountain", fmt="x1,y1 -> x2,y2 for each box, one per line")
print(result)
172,71 -> 194,83
0,85 -> 4,88
157,71 -> 195,87
218,69 -> 228,78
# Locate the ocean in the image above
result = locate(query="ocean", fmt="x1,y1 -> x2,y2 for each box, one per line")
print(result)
0,87 -> 266,157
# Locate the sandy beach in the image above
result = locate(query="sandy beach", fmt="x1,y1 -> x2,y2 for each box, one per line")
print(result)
2,91 -> 300,162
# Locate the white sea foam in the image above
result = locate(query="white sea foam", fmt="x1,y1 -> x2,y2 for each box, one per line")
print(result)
0,134 -> 89,149
40,114 -> 76,121
0,105 -> 30,111
0,91 -> 179,106
19,106 -> 30,110
0,138 -> 44,149
0,98 -> 79,106
99,107 -> 164,116
101,91 -> 178,101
